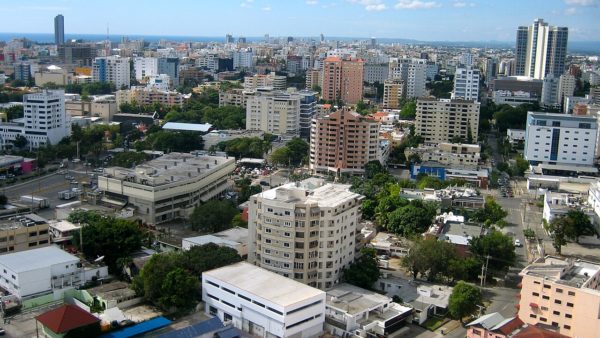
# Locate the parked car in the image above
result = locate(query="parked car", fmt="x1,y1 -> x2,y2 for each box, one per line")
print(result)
514,239 -> 522,247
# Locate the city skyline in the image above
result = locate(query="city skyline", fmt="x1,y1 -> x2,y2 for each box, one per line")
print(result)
0,0 -> 598,42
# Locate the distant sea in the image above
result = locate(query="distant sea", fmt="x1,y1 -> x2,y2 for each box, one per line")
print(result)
1,32 -> 598,54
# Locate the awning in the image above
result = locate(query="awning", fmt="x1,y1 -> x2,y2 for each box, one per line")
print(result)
529,302 -> 539,308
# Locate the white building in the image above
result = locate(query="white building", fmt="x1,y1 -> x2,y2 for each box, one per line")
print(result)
415,98 -> 480,144
325,283 -> 413,338
524,112 -> 597,166
404,143 -> 481,169
133,57 -> 158,81
507,129 -> 526,144
451,66 -> 480,101
492,90 -> 539,107
389,58 -> 427,99
244,73 -> 286,91
0,246 -> 108,299
182,226 -> 248,258
202,262 -> 326,338
98,152 -> 235,224
0,90 -> 70,149
146,74 -> 171,91
541,74 -> 560,108
248,178 -> 364,290
542,190 -> 594,225
363,63 -> 389,84
92,56 -> 131,89
515,18 -> 568,79
232,49 -> 254,69
246,91 -> 301,137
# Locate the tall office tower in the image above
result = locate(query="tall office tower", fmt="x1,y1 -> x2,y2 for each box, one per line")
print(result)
514,18 -> 568,79
321,57 -> 364,104
247,179 -> 364,289
484,58 -> 497,87
451,66 -> 480,101
157,57 -> 179,87
309,109 -> 380,175
298,90 -> 317,140
13,62 -> 32,82
225,34 -> 234,44
415,98 -> 480,144
370,37 -> 377,48
133,57 -> 158,81
389,58 -> 427,99
320,33 -> 324,43
246,91 -> 301,137
340,59 -> 364,104
383,79 -> 404,109
54,14 -> 64,46
92,56 -> 131,89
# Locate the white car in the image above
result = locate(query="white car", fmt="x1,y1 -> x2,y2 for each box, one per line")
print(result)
514,239 -> 522,247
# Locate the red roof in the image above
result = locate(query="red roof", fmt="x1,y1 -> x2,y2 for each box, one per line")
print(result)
513,325 -> 569,338
36,304 -> 99,334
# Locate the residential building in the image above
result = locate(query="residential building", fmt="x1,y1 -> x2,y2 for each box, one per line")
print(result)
383,79 -> 404,109
309,109 -> 380,175
363,63 -> 389,84
322,57 -> 365,104
13,62 -> 32,82
116,87 -> 189,108
524,112 -> 597,166
542,190 -> 594,225
245,90 -> 301,137
202,262 -> 326,338
0,214 -> 50,254
563,96 -> 589,114
0,246 -> 108,299
507,129 -> 526,144
541,75 -> 560,108
34,65 -> 73,86
492,90 -> 539,107
232,49 -> 254,69
65,99 -> 117,122
48,220 -> 81,246
248,178 -> 364,289
0,90 -> 70,149
451,66 -> 480,101
410,163 -> 489,188
558,74 -> 575,107
54,14 -> 64,46
404,143 -> 481,168
518,256 -> 600,338
324,283 -> 413,338
515,19 -> 568,79
98,152 -> 235,224
306,69 -> 322,90
36,304 -> 100,338
218,88 -> 256,108
92,56 -> 131,89
466,313 -> 523,338
484,58 -> 497,87
587,180 -> 600,233
322,57 -> 342,102
133,57 -> 158,81
146,74 -> 171,91
58,43 -> 96,67
182,227 -> 248,258
298,90 -> 317,139
157,57 -> 179,87
389,58 -> 427,99
415,98 -> 480,144
244,72 -> 286,91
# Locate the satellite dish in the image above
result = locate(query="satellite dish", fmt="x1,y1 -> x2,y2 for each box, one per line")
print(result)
94,256 -> 105,263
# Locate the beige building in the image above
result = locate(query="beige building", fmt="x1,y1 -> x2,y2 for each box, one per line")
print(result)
415,98 -> 480,144
246,90 -> 301,137
322,57 -> 364,104
0,214 -> 50,254
98,152 -> 235,224
310,109 -> 379,175
306,69 -> 322,91
34,65 -> 73,86
116,87 -> 189,109
243,72 -> 286,91
218,88 -> 255,108
248,178 -> 364,289
383,79 -> 404,109
65,100 -> 117,121
518,256 -> 600,338
404,143 -> 481,168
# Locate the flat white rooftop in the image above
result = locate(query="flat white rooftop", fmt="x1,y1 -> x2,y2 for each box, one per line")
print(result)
259,178 -> 362,208
203,262 -> 324,307
0,246 -> 78,273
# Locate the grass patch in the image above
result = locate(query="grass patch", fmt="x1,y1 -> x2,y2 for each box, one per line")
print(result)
421,316 -> 449,331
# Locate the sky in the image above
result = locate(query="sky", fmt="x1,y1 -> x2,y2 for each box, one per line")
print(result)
2,0 -> 599,41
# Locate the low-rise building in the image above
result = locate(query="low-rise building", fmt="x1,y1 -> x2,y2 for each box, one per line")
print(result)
410,162 -> 489,188
202,262 -> 326,338
324,283 -> 413,338
34,65 -> 73,86
0,214 -> 50,254
518,256 -> 600,338
0,245 -> 108,299
0,155 -> 36,174
507,129 -> 526,145
116,87 -> 190,108
542,191 -> 594,225
98,152 -> 235,224
203,129 -> 265,150
65,99 -> 117,122
492,90 -> 540,107
182,226 -> 248,258
466,313 -> 523,338
48,220 -> 81,246
405,143 -> 480,168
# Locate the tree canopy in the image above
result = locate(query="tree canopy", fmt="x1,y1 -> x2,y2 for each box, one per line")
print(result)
212,137 -> 271,159
190,200 -> 240,233
135,130 -> 203,152
469,230 -> 516,275
473,196 -> 508,225
448,281 -> 482,322
343,248 -> 380,289
548,210 -> 596,254
270,138 -> 309,166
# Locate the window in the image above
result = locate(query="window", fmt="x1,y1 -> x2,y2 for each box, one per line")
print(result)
238,294 -> 251,302
565,313 -> 572,318
540,317 -> 547,322
564,325 -> 571,330
542,295 -> 550,300
567,302 -> 574,307
556,288 -> 563,293
553,311 -> 560,315
552,321 -> 559,327
532,292 -> 540,296
555,299 -> 562,305
543,284 -> 551,289
568,291 -> 575,296
529,314 -> 537,318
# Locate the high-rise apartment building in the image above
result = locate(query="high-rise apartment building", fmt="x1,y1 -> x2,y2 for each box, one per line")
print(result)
247,178 -> 364,289
58,43 -> 96,67
383,79 -> 404,109
13,62 -> 32,83
389,58 -> 427,99
515,18 -> 568,79
298,90 -> 317,140
306,69 -> 322,90
517,256 -> 600,338
321,57 -> 364,104
54,14 -> 64,46
246,91 -> 301,137
451,66 -> 480,101
558,73 -> 575,107
0,90 -> 70,149
244,72 -> 286,90
541,75 -> 560,107
309,109 -> 379,175
92,56 -> 131,89
157,57 -> 179,87
415,98 -> 480,144
133,57 -> 158,81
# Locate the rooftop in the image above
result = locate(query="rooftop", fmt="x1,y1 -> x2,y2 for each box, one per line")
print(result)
48,220 -> 81,233
184,227 -> 248,247
0,246 -> 78,273
0,214 -> 48,231
259,178 -> 363,207
520,256 -> 600,290
103,152 -> 234,187
162,122 -> 212,133
36,304 -> 99,334
326,283 -> 411,316
203,262 -> 324,307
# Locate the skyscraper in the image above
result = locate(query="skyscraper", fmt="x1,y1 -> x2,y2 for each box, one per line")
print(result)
54,14 -> 64,46
514,18 -> 568,79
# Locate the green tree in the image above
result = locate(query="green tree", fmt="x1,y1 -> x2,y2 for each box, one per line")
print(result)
448,281 -> 482,323
562,210 -> 596,242
386,202 -> 437,236
364,160 -> 386,179
343,248 -> 380,289
231,214 -> 247,228
158,268 -> 199,310
469,230 -> 516,275
401,238 -> 458,281
399,100 -> 417,119
473,196 -> 508,225
12,135 -> 28,149
110,151 -> 149,168
4,105 -> 24,120
190,200 -> 239,232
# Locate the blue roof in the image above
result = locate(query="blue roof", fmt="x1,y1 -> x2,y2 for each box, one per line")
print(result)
101,317 -> 172,338
157,317 -> 224,338
216,326 -> 242,338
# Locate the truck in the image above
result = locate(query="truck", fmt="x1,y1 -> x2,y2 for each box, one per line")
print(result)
19,195 -> 50,209
58,188 -> 82,200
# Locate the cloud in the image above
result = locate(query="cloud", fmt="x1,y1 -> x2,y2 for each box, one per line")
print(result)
565,7 -> 577,14
262,5 -> 272,11
565,0 -> 599,6
453,1 -> 467,7
240,0 -> 253,8
349,0 -> 387,11
306,0 -> 318,4
394,0 -> 441,9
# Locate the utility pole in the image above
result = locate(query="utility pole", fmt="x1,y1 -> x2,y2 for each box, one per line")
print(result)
483,255 -> 491,287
